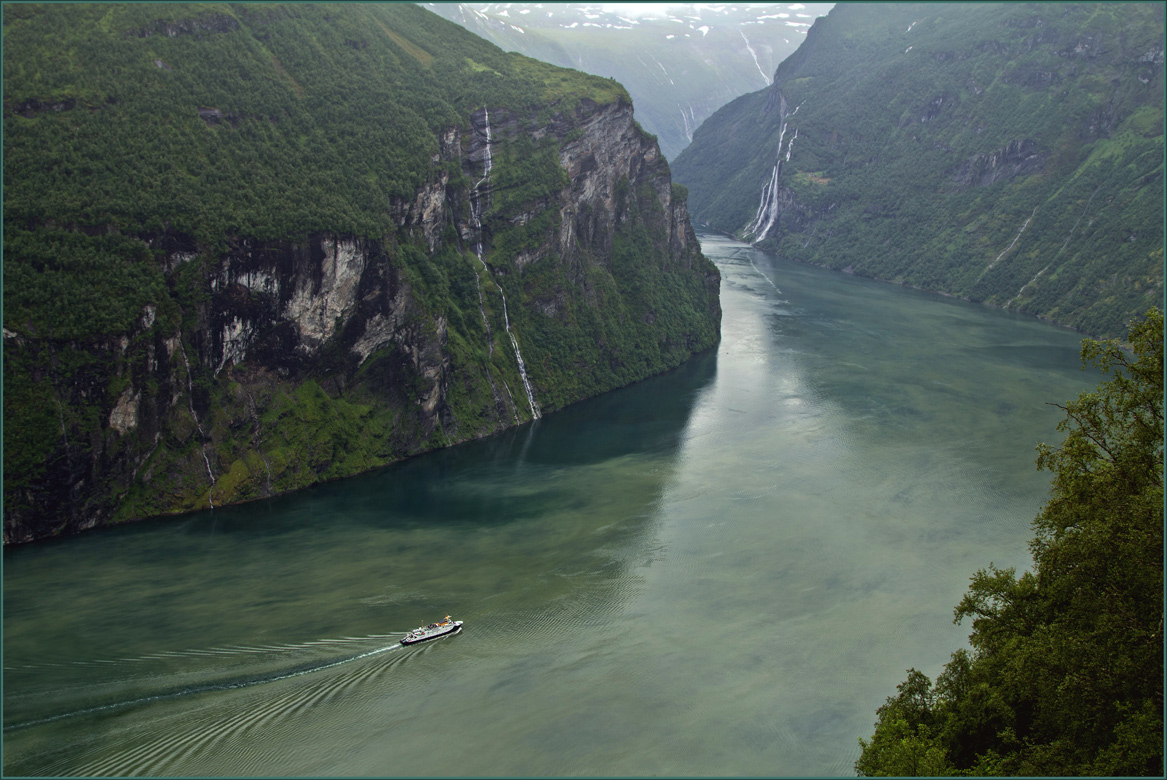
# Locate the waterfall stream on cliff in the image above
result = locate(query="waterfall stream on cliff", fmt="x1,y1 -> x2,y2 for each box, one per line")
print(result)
471,107 -> 541,421
743,121 -> 789,243
739,29 -> 771,86
466,109 -> 511,421
178,337 -> 216,508
4,233 -> 1101,777
975,206 -> 1038,284
469,124 -> 495,359
1005,188 -> 1099,308
742,97 -> 809,246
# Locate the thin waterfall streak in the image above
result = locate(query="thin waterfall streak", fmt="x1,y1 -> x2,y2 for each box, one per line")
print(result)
744,172 -> 773,238
178,338 -> 215,507
744,126 -> 779,238
501,295 -> 539,419
740,29 -> 770,85
977,207 -> 1037,283
469,107 -> 495,358
1005,263 -> 1052,309
474,266 -> 493,357
745,122 -> 790,244
1005,188 -> 1099,308
471,105 -> 540,420
466,111 -> 505,408
501,378 -> 520,424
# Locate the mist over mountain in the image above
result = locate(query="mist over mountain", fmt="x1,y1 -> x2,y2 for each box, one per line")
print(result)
672,2 -> 1163,339
422,2 -> 834,160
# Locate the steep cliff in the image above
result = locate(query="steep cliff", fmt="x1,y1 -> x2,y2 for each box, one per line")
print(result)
672,2 -> 1162,339
3,3 -> 720,543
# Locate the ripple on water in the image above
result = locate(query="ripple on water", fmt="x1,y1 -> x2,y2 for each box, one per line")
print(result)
63,638 -> 441,777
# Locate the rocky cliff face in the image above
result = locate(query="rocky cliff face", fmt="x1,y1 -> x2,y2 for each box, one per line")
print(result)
3,94 -> 719,544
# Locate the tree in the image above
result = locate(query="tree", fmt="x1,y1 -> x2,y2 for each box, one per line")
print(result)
857,308 -> 1163,777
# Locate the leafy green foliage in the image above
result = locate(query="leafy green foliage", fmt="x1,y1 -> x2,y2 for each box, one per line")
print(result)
487,132 -> 570,218
857,308 -> 1163,777
4,226 -> 168,339
673,2 -> 1163,339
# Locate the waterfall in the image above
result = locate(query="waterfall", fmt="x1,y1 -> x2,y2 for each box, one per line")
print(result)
975,207 -> 1037,284
466,110 -> 508,420
178,337 -> 216,507
499,378 -> 520,425
469,107 -> 541,421
469,113 -> 495,356
744,122 -> 788,243
743,106 -> 805,246
740,30 -> 770,85
501,295 -> 539,420
1005,188 -> 1100,308
681,104 -> 693,144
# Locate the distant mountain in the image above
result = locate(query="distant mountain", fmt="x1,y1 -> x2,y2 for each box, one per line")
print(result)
422,2 -> 834,160
672,2 -> 1163,339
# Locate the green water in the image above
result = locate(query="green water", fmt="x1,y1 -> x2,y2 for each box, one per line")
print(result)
3,232 -> 1100,776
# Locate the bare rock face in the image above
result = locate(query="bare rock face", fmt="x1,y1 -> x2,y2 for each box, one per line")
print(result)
953,139 -> 1045,188
282,237 -> 368,356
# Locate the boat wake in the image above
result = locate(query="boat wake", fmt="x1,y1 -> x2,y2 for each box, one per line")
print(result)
63,644 -> 416,777
8,631 -> 462,776
4,633 -> 415,733
5,633 -> 404,672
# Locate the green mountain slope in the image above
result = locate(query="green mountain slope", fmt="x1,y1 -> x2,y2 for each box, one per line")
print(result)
672,2 -> 1163,339
2,3 -> 720,542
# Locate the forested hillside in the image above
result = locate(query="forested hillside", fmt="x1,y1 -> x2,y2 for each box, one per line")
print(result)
672,2 -> 1163,339
3,3 -> 720,542
857,308 -> 1163,776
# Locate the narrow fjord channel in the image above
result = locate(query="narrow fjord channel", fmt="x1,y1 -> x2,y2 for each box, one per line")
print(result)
4,232 -> 1100,776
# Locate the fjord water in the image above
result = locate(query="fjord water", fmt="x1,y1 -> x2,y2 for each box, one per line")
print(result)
4,232 -> 1099,777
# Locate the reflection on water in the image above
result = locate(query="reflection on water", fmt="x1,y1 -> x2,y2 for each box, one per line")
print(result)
4,232 -> 1099,776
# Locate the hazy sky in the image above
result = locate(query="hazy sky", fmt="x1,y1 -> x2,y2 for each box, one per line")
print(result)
597,3 -> 811,18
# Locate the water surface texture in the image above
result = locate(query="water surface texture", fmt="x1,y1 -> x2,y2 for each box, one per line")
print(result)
4,232 -> 1100,776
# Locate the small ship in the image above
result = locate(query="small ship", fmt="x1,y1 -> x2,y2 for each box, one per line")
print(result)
401,616 -> 463,645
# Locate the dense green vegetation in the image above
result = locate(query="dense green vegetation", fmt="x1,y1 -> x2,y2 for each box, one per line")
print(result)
857,308 -> 1163,776
2,3 -> 719,542
3,2 -> 625,257
672,2 -> 1163,339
